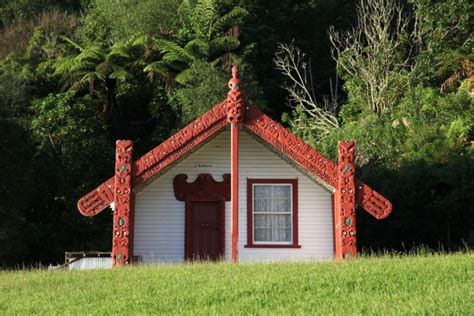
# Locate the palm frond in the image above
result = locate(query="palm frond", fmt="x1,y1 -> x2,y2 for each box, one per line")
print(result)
76,46 -> 105,62
131,34 -> 150,47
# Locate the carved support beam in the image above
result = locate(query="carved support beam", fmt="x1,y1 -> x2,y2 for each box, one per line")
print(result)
230,123 -> 239,263
226,65 -> 244,263
112,140 -> 134,267
334,141 -> 357,260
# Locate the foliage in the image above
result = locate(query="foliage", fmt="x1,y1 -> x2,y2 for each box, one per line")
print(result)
30,92 -> 108,159
0,0 -> 81,27
413,0 -> 474,89
329,0 -> 414,115
0,119 -> 35,266
275,43 -> 339,142
0,8 -> 79,59
143,0 -> 249,86
1,254 -> 473,314
29,92 -> 113,263
170,59 -> 266,127
78,0 -> 182,45
170,60 -> 229,126
0,55 -> 34,117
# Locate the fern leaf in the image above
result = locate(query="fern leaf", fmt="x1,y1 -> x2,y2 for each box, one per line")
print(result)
95,61 -> 112,78
153,39 -> 195,64
209,36 -> 240,55
144,60 -> 170,76
174,68 -> 193,85
53,56 -> 77,75
107,46 -> 130,62
109,67 -> 131,81
212,7 -> 248,36
60,36 -> 84,51
184,39 -> 209,58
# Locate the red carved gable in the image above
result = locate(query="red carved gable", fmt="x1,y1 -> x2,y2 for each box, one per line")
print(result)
77,100 -> 391,220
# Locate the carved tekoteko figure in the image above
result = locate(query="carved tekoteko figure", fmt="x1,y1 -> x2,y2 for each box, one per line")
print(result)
226,66 -> 244,124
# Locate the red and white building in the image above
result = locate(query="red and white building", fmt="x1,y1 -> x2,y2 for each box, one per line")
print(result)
77,67 -> 392,266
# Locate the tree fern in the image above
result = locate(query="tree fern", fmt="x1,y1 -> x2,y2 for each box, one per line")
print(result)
144,60 -> 169,76
153,39 -> 195,64
174,68 -> 193,85
209,36 -> 240,56
212,7 -> 248,38
140,0 -> 248,89
194,0 -> 218,39
184,39 -> 209,59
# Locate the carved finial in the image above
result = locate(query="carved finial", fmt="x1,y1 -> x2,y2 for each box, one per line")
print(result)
226,65 -> 244,124
228,65 -> 241,91
232,65 -> 238,79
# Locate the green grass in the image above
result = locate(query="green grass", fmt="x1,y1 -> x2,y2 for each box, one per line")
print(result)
1,253 -> 473,315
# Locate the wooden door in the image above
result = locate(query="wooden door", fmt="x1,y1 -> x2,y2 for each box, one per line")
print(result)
186,201 -> 224,261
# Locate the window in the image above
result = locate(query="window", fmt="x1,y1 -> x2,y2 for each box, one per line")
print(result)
246,179 -> 300,248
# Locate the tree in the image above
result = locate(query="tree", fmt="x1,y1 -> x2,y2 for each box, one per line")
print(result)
143,0 -> 249,86
54,38 -> 137,140
328,0 -> 414,115
274,42 -> 339,143
29,92 -> 113,263
0,118 -> 34,266
413,0 -> 473,93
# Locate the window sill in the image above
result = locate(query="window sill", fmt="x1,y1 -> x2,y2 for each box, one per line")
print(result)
244,244 -> 301,249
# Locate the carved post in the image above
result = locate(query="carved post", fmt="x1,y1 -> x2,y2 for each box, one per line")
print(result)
112,140 -> 134,267
334,140 -> 357,259
227,66 -> 244,263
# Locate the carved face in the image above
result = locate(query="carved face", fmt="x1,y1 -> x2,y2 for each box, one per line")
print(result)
338,141 -> 355,162
227,103 -> 243,124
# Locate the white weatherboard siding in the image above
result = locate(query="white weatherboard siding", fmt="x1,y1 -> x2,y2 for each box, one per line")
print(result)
133,128 -> 334,263
133,129 -> 231,263
238,131 -> 334,262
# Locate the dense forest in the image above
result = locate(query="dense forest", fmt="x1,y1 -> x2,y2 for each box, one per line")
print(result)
0,0 -> 472,266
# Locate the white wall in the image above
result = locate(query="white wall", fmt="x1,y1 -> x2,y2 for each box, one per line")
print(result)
133,128 -> 334,263
133,129 -> 231,263
238,131 -> 334,262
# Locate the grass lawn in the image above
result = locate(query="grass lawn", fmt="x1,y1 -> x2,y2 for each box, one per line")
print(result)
1,253 -> 473,314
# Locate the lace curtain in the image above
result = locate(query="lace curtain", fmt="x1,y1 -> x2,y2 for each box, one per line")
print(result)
253,184 -> 292,242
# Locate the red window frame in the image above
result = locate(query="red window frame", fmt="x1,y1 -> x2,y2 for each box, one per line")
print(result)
245,179 -> 300,248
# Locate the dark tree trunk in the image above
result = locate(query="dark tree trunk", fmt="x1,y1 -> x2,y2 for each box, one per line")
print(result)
105,78 -> 123,142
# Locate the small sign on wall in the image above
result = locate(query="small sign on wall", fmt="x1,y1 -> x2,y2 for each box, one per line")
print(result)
195,163 -> 214,169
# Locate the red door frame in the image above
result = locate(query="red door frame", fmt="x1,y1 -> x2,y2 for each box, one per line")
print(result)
184,200 -> 226,260
173,173 -> 231,261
